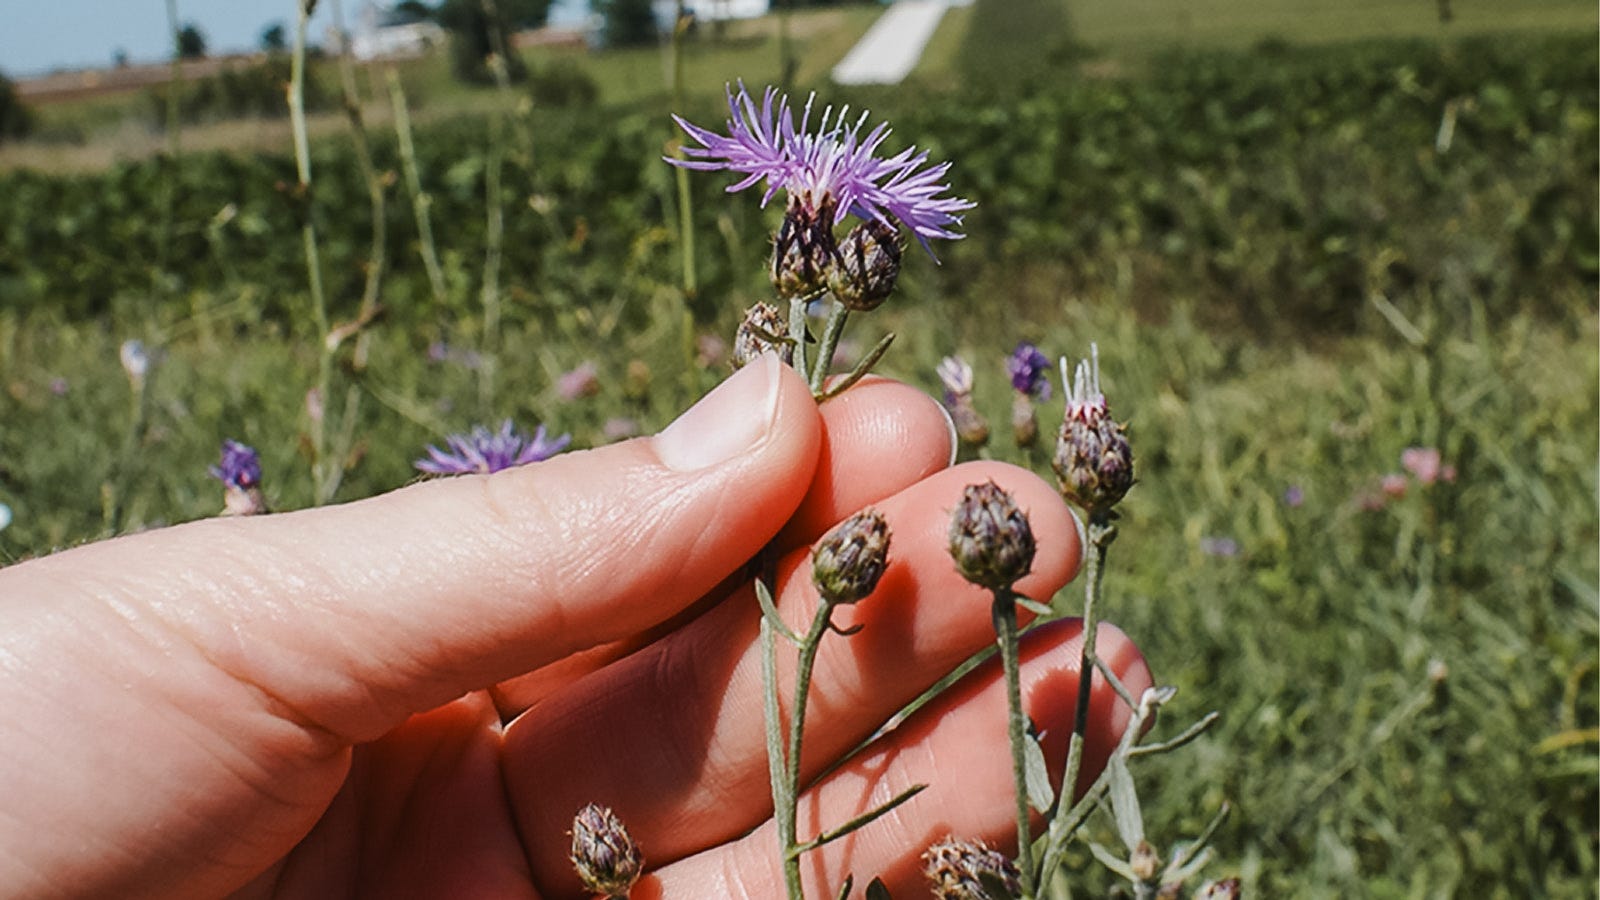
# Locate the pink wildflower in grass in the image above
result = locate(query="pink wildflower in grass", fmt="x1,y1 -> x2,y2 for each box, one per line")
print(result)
557,361 -> 601,401
1401,446 -> 1448,485
416,421 -> 571,475
669,82 -> 974,254
1380,473 -> 1409,499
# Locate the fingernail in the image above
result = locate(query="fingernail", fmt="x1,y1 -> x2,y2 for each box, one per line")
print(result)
656,353 -> 783,472
934,398 -> 958,467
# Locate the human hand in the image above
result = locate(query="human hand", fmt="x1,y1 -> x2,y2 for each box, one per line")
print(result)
0,354 -> 1150,899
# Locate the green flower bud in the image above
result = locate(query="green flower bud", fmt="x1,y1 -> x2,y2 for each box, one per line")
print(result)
812,508 -> 891,606
828,218 -> 903,311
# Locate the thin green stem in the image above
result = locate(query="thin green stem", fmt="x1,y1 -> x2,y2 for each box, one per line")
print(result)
787,296 -> 810,377
760,600 -> 794,895
159,0 -> 182,271
290,0 -> 334,504
670,2 -> 697,298
387,69 -> 449,309
1038,514 -> 1116,887
783,599 -> 837,898
809,301 -> 849,394
330,0 -> 387,372
480,49 -> 511,414
992,589 -> 1036,897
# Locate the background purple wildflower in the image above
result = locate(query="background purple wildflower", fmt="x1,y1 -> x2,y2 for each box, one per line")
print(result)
415,421 -> 571,475
208,439 -> 262,491
1006,342 -> 1053,399
670,82 -> 974,252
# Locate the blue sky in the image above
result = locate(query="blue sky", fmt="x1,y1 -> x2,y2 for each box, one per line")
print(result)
1,0 -> 593,78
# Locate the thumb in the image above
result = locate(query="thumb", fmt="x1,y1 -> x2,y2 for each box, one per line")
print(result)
3,354 -> 821,742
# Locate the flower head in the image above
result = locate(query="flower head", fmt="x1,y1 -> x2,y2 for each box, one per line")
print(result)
569,803 -> 643,898
948,481 -> 1037,590
1052,344 -> 1134,515
1006,341 -> 1053,400
416,420 -> 571,475
812,508 -> 892,606
209,439 -> 267,517
922,837 -> 1022,900
670,82 -> 974,254
936,355 -> 975,402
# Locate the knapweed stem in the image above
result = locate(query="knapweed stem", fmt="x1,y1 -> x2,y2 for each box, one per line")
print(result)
787,295 -> 810,377
1055,513 -> 1116,862
991,588 -> 1037,897
782,598 -> 839,897
809,300 -> 850,394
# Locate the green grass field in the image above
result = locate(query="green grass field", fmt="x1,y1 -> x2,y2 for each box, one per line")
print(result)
0,1 -> 1595,895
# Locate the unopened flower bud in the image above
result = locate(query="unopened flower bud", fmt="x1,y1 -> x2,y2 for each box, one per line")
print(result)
772,192 -> 839,300
812,508 -> 891,605
732,302 -> 792,369
1011,393 -> 1039,449
209,439 -> 268,517
828,218 -> 902,311
1130,839 -> 1161,882
570,803 -> 643,898
1195,877 -> 1242,899
922,837 -> 1022,900
937,355 -> 989,447
624,359 -> 652,402
119,339 -> 150,390
1052,345 -> 1134,515
948,480 -> 1036,590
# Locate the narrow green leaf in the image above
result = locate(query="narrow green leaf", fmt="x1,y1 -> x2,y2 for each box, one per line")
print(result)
1024,729 -> 1055,813
1106,754 -> 1145,852
834,874 -> 854,900
1015,594 -> 1054,617
792,784 -> 927,856
757,577 -> 802,645
1088,840 -> 1139,881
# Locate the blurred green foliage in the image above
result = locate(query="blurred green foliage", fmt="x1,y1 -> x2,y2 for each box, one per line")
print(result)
0,25 -> 1594,897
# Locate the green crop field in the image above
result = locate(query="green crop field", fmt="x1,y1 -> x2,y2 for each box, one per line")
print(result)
0,0 -> 1595,895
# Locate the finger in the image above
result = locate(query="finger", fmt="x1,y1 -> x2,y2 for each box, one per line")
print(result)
645,619 -> 1153,898
774,375 -> 956,550
0,355 -> 820,897
488,376 -> 954,715
0,354 -> 821,744
503,461 -> 1084,895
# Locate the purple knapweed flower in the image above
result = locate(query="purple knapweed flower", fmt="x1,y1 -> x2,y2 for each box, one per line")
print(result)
209,439 -> 262,490
1283,485 -> 1305,508
416,420 -> 571,475
1006,342 -> 1053,400
209,439 -> 267,516
669,82 -> 974,254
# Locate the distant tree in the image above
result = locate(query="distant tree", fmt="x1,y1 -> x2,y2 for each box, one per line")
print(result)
437,0 -> 536,84
176,22 -> 208,59
260,22 -> 287,53
0,72 -> 32,145
393,1 -> 437,22
598,0 -> 658,48
113,47 -> 130,68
